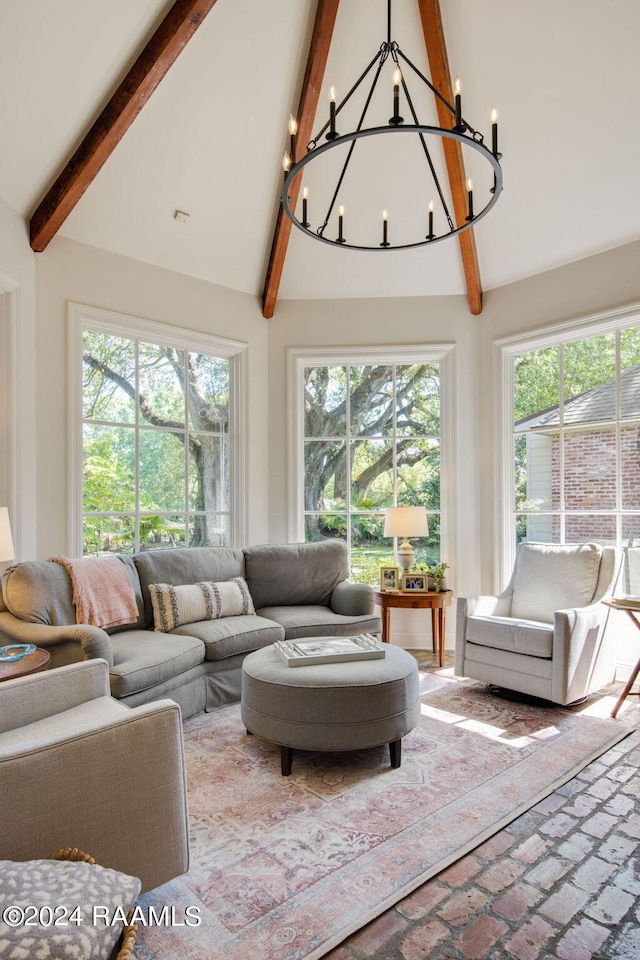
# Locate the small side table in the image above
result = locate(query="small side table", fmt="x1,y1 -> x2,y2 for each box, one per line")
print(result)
374,589 -> 453,667
603,599 -> 640,718
0,647 -> 51,682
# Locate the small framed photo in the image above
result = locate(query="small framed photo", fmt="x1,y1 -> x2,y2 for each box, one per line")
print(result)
402,572 -> 428,592
379,566 -> 400,591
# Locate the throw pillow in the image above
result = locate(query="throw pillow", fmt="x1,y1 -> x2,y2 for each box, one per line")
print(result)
149,577 -> 255,632
0,858 -> 140,959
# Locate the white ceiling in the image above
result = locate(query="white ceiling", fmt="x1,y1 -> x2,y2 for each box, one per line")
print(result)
2,0 -> 639,306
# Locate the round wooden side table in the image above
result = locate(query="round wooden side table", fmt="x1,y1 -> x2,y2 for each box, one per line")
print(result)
0,647 -> 51,682
374,589 -> 453,667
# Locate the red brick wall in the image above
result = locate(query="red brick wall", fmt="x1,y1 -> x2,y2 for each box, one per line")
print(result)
544,425 -> 640,542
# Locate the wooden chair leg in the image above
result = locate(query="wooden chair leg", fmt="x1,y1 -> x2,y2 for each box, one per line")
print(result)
389,738 -> 402,768
281,745 -> 293,776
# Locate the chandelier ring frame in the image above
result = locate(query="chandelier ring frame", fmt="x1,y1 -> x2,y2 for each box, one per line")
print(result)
282,124 -> 503,252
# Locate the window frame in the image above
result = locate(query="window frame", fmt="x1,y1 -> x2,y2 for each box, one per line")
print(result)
495,301 -> 640,588
69,302 -> 248,555
287,343 -> 456,576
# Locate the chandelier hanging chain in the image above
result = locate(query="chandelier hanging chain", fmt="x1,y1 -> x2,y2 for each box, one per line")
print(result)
281,0 -> 503,252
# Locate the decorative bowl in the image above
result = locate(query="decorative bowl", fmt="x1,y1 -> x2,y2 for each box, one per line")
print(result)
0,643 -> 37,662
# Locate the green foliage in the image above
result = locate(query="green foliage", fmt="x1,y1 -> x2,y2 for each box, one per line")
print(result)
82,330 -> 230,555
351,549 -> 395,586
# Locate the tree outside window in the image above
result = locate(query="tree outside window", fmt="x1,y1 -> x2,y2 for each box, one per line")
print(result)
82,330 -> 231,555
302,362 -> 442,584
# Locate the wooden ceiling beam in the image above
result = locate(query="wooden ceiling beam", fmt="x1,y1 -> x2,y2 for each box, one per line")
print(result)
261,0 -> 341,319
29,0 -> 220,253
416,0 -> 483,315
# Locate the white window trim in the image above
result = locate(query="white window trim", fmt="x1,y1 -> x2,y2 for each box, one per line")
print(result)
287,343 -> 457,578
0,279 -> 17,550
494,300 -> 640,588
68,301 -> 248,555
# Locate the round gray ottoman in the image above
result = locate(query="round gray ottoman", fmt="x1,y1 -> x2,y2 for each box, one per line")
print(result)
241,643 -> 421,775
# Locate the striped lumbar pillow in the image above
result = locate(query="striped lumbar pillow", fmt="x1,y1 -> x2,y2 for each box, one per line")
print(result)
149,577 -> 255,632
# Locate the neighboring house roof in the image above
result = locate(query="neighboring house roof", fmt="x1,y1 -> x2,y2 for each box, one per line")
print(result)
516,363 -> 640,431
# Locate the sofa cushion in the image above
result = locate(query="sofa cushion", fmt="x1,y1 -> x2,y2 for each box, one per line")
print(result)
244,540 -> 349,609
149,577 -> 255,632
134,546 -> 245,627
510,542 -> 602,623
0,858 -> 140,960
109,630 -> 204,698
257,604 -> 382,641
172,614 -> 284,660
466,614 -> 554,659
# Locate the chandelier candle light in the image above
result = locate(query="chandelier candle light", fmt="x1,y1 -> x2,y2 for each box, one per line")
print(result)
281,0 -> 502,251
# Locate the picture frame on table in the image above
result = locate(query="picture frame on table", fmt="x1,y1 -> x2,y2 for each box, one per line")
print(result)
379,566 -> 400,591
401,572 -> 428,592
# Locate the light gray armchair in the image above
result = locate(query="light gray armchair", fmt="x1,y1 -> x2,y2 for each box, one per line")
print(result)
0,659 -> 189,892
455,542 -> 622,705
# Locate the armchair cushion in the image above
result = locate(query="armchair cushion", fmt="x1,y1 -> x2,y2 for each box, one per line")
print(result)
0,858 -> 140,960
0,696 -> 128,752
466,615 -> 554,658
510,542 -> 602,622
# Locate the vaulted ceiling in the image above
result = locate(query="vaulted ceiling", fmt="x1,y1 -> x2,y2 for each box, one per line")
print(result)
2,0 -> 639,316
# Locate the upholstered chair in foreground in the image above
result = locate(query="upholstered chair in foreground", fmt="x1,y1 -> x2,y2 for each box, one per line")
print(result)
0,659 -> 189,892
455,542 -> 622,706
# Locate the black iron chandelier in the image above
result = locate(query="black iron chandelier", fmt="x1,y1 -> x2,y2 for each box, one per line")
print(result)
281,0 -> 503,252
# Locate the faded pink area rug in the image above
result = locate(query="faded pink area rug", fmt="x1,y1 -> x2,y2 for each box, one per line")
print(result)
135,673 -> 628,960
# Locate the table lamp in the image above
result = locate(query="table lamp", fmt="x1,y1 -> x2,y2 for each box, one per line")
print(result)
0,507 -> 15,564
383,506 -> 428,573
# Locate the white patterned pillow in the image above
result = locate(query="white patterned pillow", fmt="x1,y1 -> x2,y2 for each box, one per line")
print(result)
149,577 -> 255,632
0,858 -> 140,959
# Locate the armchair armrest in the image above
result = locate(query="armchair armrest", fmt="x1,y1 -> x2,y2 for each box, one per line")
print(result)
330,580 -> 375,617
0,698 -> 189,893
0,611 -> 113,664
0,659 -> 111,734
552,600 -> 613,704
455,592 -> 513,677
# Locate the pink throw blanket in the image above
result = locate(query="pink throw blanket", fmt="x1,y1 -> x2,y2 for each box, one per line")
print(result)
50,555 -> 139,629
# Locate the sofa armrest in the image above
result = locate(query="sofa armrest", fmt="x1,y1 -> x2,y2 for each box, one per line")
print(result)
0,610 -> 113,664
0,659 -> 111,734
0,699 -> 188,893
330,580 -> 375,617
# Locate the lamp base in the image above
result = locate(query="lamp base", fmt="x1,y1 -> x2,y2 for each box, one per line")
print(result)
397,539 -> 415,573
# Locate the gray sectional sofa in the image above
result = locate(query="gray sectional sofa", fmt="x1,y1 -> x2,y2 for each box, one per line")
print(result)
0,541 -> 381,719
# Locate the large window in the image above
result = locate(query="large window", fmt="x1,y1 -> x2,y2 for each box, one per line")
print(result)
71,305 -> 246,555
509,320 -> 640,576
291,347 -> 453,585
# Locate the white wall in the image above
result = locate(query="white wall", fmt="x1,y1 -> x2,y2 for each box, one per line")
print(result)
7,220 -> 640,663
477,239 -> 640,592
267,292 -> 478,648
34,236 -> 270,558
266,240 -> 640,655
0,195 -> 37,562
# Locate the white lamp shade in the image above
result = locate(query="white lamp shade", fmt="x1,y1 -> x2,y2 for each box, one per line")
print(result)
383,506 -> 429,539
0,507 -> 15,562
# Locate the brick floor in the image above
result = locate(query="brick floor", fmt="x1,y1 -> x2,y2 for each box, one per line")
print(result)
324,651 -> 640,960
